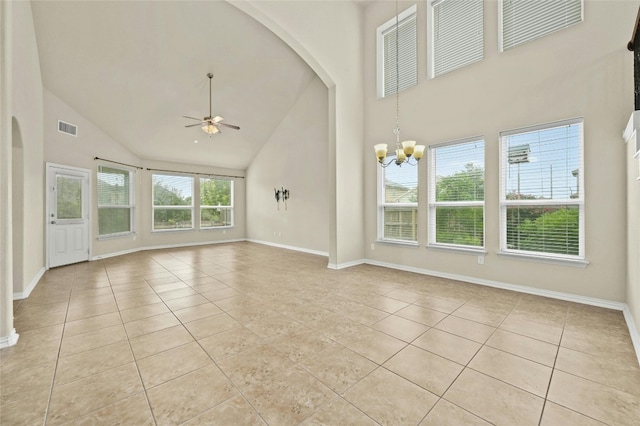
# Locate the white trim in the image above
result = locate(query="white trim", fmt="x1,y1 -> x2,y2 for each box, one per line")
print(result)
623,306 -> 640,367
90,238 -> 246,261
365,257 -> 623,309
327,259 -> 365,270
498,250 -> 588,268
246,239 -> 329,257
0,328 -> 19,348
427,244 -> 487,256
377,239 -> 419,248
13,267 -> 45,300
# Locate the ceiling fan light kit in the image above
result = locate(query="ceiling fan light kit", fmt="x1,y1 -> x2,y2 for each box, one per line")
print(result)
184,73 -> 240,137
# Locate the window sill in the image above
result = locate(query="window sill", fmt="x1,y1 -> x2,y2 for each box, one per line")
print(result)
376,239 -> 419,248
427,244 -> 487,256
97,232 -> 135,241
497,251 -> 589,268
201,225 -> 234,231
151,228 -> 195,233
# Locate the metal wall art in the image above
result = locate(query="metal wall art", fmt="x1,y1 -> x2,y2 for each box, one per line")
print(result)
274,187 -> 290,210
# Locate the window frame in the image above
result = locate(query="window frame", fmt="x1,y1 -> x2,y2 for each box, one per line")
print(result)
376,4 -> 418,99
429,0 -> 484,78
499,118 -> 586,265
199,177 -> 234,230
428,136 -> 485,252
151,173 -> 194,232
97,165 -> 135,239
377,154 -> 419,245
498,0 -> 584,52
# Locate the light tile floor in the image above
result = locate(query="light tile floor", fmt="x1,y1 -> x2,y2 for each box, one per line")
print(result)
2,242 -> 640,425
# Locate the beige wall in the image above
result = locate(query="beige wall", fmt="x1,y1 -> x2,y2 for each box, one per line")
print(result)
235,0 -> 365,267
363,0 -> 635,301
11,0 -> 44,295
246,76 -> 329,254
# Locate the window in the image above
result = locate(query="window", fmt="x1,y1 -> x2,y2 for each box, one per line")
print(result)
200,177 -> 233,228
97,166 -> 134,237
429,138 -> 484,249
500,0 -> 583,51
500,118 -> 584,260
379,156 -> 419,242
152,174 -> 193,230
430,0 -> 483,77
377,4 -> 417,98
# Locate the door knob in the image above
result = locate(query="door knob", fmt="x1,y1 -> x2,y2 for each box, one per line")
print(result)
51,220 -> 56,224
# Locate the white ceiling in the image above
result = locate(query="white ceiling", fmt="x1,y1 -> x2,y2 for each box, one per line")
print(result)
30,1 -> 322,170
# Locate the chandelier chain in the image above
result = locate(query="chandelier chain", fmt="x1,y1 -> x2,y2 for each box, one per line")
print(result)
395,0 -> 400,145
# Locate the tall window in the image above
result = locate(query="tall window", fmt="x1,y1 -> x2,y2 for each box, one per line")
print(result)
429,138 -> 484,249
200,177 -> 233,228
500,0 -> 583,51
152,174 -> 193,230
500,118 -> 584,260
377,4 -> 417,98
97,166 -> 134,237
379,156 -> 419,242
430,0 -> 483,78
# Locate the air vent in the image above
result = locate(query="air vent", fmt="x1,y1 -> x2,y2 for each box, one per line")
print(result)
58,120 -> 77,137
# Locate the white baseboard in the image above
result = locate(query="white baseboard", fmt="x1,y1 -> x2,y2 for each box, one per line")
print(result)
246,239 -> 328,257
623,306 -> 640,367
91,238 -> 246,261
13,267 -> 45,300
0,328 -> 19,348
327,259 -> 366,270
365,258 -> 640,366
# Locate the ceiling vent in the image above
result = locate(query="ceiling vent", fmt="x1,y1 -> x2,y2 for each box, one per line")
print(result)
58,120 -> 78,137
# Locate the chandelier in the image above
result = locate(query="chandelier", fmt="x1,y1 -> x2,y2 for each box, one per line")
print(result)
374,0 -> 425,168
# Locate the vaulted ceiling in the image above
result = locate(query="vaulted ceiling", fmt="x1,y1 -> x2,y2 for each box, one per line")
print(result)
31,1 -> 334,170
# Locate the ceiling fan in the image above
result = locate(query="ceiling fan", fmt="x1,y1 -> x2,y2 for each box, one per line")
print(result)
183,73 -> 240,135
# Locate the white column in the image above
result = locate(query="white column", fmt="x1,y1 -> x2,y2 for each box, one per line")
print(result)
0,0 -> 17,348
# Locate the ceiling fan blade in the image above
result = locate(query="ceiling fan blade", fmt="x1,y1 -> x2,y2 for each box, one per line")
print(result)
218,122 -> 240,130
213,116 -> 224,123
183,115 -> 204,121
185,122 -> 204,128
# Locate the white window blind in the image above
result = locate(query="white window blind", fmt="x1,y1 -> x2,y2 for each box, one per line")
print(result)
377,5 -> 417,98
97,166 -> 134,236
200,177 -> 234,228
429,138 -> 484,248
501,0 -> 583,51
379,155 -> 419,242
500,119 -> 584,259
432,0 -> 484,77
152,174 -> 194,230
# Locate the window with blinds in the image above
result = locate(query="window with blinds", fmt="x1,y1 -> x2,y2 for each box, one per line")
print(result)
500,118 -> 584,259
379,155 -> 419,242
377,4 -> 417,98
152,174 -> 194,231
429,138 -> 484,249
200,177 -> 234,228
500,0 -> 583,51
431,0 -> 483,77
97,166 -> 134,237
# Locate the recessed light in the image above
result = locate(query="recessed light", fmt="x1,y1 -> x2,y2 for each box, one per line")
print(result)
194,140 -> 198,144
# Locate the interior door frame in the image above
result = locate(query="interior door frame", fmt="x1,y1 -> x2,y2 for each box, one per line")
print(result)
45,162 -> 92,269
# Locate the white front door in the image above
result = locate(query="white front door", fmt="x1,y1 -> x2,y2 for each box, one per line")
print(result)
47,164 -> 90,268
